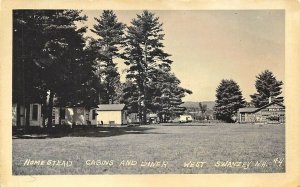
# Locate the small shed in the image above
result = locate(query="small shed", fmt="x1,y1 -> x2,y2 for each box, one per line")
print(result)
96,104 -> 127,126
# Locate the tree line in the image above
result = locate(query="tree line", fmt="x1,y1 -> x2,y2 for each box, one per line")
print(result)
13,10 -> 192,127
214,70 -> 284,122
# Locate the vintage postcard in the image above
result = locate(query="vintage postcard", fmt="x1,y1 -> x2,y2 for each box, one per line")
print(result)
0,0 -> 300,187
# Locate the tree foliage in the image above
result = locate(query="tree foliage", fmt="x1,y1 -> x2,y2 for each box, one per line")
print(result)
13,10 -> 97,127
122,10 -> 191,123
151,69 -> 192,121
199,102 -> 208,114
90,10 -> 125,104
250,70 -> 284,107
13,10 -> 48,127
13,9 -> 192,127
214,79 -> 246,122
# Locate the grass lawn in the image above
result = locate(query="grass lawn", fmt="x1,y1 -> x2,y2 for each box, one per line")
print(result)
12,123 -> 285,175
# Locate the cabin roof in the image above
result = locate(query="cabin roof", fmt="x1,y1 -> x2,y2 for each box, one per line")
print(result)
238,101 -> 285,113
97,104 -> 126,111
253,101 -> 285,113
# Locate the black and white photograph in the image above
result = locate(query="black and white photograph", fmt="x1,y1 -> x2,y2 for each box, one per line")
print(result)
12,9 -> 286,175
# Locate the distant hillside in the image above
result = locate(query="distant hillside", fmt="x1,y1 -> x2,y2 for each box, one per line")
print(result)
181,101 -> 215,110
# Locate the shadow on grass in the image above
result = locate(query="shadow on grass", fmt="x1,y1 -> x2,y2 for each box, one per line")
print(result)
162,123 -> 215,127
12,126 -> 163,139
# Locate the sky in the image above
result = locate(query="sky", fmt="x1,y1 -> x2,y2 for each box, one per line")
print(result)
80,10 -> 285,102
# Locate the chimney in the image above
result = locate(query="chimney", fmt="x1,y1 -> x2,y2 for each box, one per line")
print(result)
269,97 -> 273,104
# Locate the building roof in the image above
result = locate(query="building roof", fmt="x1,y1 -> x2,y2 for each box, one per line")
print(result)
254,101 -> 285,113
259,101 -> 284,109
238,101 -> 285,113
238,108 -> 258,113
97,104 -> 126,111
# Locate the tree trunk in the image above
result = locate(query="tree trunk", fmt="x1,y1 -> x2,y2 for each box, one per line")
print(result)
142,94 -> 147,125
138,95 -> 143,125
107,81 -> 111,104
16,103 -> 20,127
25,102 -> 30,128
41,96 -> 47,128
142,79 -> 148,125
98,92 -> 101,105
108,57 -> 114,104
47,90 -> 54,129
99,83 -> 102,105
59,110 -> 62,125
141,42 -> 148,125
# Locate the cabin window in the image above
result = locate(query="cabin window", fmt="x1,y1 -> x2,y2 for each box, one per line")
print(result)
92,110 -> 97,120
60,108 -> 65,119
32,105 -> 38,121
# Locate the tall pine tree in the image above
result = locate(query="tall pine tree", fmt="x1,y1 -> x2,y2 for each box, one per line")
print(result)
122,10 -> 192,123
250,70 -> 284,107
214,79 -> 246,123
149,68 -> 192,122
38,10 -> 91,127
13,10 -> 47,127
122,10 -> 173,124
90,10 -> 125,104
13,10 -> 96,127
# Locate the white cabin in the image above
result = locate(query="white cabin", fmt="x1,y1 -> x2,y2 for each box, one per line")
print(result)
52,106 -> 97,125
12,103 -> 43,127
96,104 -> 127,126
